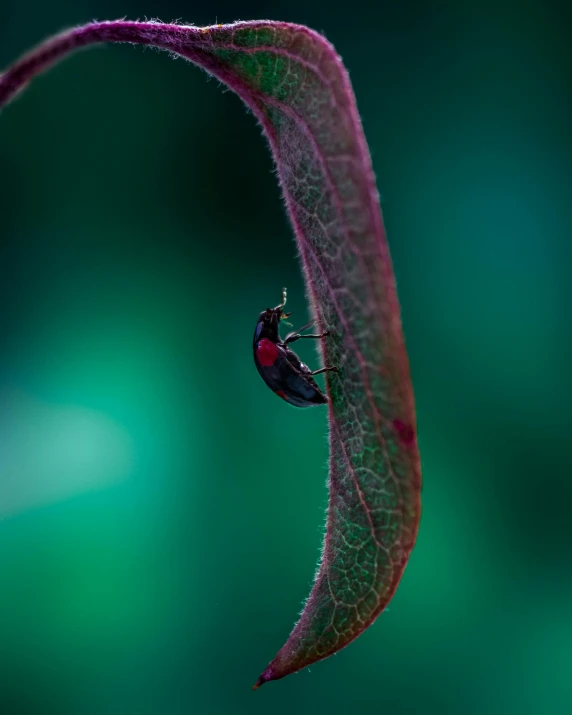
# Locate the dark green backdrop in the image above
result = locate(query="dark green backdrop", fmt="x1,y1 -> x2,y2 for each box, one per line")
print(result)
1,1 -> 571,713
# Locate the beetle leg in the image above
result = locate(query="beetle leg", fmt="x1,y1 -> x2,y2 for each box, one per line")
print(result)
296,319 -> 316,332
308,365 -> 339,376
284,330 -> 330,345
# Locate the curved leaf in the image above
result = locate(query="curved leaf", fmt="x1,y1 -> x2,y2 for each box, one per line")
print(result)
0,19 -> 422,687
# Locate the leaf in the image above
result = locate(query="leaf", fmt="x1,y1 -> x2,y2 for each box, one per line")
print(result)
0,20 -> 422,686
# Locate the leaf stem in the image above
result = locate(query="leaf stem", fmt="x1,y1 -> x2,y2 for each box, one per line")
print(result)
0,21 -> 200,109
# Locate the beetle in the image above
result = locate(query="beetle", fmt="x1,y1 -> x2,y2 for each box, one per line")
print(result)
253,288 -> 338,407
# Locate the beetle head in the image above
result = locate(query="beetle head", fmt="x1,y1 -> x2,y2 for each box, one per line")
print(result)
254,307 -> 281,343
254,288 -> 292,344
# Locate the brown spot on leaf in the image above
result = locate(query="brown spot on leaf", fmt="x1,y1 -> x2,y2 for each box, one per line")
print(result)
393,418 -> 415,446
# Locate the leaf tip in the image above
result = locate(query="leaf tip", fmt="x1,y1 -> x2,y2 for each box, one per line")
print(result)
252,666 -> 275,690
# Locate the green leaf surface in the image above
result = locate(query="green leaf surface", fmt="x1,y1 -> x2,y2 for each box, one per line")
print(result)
0,19 -> 422,687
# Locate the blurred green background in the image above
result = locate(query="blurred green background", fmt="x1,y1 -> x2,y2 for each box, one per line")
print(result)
1,1 -> 571,713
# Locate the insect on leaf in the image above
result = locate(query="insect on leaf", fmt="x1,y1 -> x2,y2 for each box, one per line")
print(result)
0,19 -> 422,687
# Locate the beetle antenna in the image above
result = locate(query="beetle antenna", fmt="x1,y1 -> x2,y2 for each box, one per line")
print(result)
275,287 -> 287,311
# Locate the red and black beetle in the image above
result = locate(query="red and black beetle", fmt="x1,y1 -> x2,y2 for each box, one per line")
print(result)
253,288 -> 338,407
